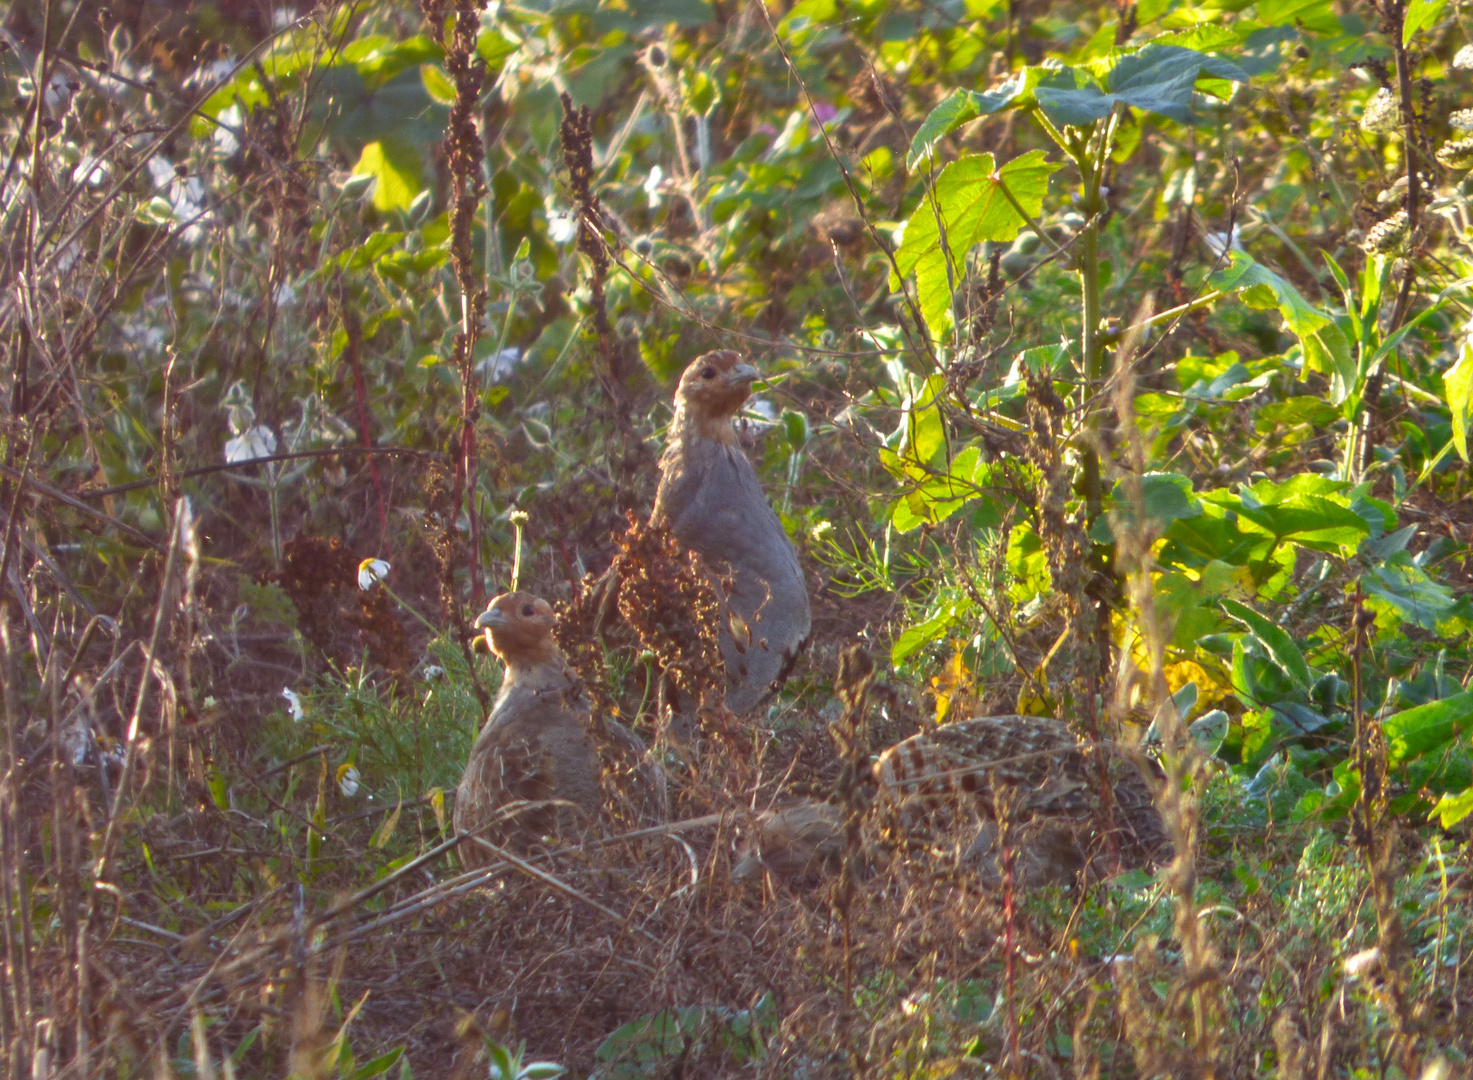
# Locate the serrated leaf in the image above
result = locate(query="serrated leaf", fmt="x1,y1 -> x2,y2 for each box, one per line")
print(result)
906,72 -> 1041,169
894,151 -> 1063,338
1222,598 -> 1313,692
1034,44 -> 1247,127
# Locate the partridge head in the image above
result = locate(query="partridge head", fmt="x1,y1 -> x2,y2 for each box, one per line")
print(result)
653,351 -> 812,718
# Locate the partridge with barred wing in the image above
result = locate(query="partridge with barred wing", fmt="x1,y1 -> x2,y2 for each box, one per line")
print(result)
652,351 -> 811,716
731,799 -> 846,885
874,715 -> 1169,885
455,592 -> 601,865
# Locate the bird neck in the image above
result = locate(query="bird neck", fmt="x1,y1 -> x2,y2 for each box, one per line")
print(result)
670,400 -> 738,447
496,641 -> 568,688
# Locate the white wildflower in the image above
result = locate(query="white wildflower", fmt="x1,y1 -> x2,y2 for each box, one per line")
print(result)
72,156 -> 112,187
43,73 -> 73,120
214,104 -> 242,158
337,764 -> 361,797
1203,226 -> 1243,259
282,687 -> 304,721
224,425 -> 277,464
643,165 -> 664,209
422,665 -> 446,681
475,346 -> 524,383
547,208 -> 578,243
357,558 -> 390,590
1455,45 -> 1473,70
811,520 -> 834,541
1452,108 -> 1473,131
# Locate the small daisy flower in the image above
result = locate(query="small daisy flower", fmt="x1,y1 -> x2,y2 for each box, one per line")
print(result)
358,558 -> 390,590
337,764 -> 361,797
811,520 -> 835,541
282,687 -> 304,721
422,665 -> 446,681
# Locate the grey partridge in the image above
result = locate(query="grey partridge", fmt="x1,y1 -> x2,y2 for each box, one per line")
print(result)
874,715 -> 1169,884
731,799 -> 846,885
455,592 -> 601,864
652,350 -> 811,716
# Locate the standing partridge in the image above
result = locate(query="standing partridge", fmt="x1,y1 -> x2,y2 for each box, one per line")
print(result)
652,350 -> 811,717
455,592 -> 601,864
874,715 -> 1169,884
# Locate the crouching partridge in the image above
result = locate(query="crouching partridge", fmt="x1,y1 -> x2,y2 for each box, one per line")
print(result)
455,592 -> 601,864
731,799 -> 847,885
874,715 -> 1170,885
652,351 -> 811,717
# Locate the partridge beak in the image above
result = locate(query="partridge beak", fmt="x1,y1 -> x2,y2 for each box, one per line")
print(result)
474,608 -> 509,630
725,363 -> 759,385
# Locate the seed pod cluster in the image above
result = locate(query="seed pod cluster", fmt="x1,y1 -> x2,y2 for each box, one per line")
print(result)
1362,210 -> 1410,255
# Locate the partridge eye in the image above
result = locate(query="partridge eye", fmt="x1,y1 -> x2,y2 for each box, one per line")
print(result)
701,367 -> 716,379
521,604 -> 535,617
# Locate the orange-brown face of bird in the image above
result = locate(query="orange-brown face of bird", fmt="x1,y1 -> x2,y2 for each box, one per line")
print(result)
673,351 -> 759,433
473,592 -> 560,670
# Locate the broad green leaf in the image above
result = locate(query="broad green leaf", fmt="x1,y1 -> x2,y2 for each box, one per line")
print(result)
1363,557 -> 1459,629
1444,338 -> 1473,462
1431,786 -> 1473,828
1222,598 -> 1313,692
352,137 -> 425,212
894,151 -> 1063,338
1033,45 -> 1247,127
1382,689 -> 1473,766
892,446 -> 996,532
1210,254 -> 1356,398
1403,0 -> 1448,44
1256,0 -> 1340,34
906,71 -> 1041,168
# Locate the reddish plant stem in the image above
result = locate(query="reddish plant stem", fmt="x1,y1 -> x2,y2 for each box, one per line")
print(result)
340,295 -> 389,549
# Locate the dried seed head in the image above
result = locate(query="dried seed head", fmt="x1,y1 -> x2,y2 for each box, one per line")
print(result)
1437,137 -> 1473,170
1456,45 -> 1473,70
1360,88 -> 1400,134
1362,210 -> 1409,255
1452,108 -> 1473,131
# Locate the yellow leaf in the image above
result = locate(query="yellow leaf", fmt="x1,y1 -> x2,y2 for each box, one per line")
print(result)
370,796 -> 402,849
427,786 -> 445,831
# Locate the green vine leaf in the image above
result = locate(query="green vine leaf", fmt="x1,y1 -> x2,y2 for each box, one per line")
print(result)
893,151 -> 1063,338
1034,44 -> 1248,127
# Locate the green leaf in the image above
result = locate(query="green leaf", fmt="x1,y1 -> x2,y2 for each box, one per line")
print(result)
1444,338 -> 1473,462
1382,689 -> 1473,766
347,1047 -> 405,1080
906,72 -> 1041,169
352,137 -> 426,212
892,600 -> 974,665
894,151 -> 1063,338
1221,598 -> 1313,692
1403,0 -> 1448,44
1209,253 -> 1357,400
1033,45 -> 1247,127
1431,786 -> 1473,828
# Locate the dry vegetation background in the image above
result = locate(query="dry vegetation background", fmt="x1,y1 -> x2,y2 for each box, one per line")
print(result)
2,0 -> 1473,1076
